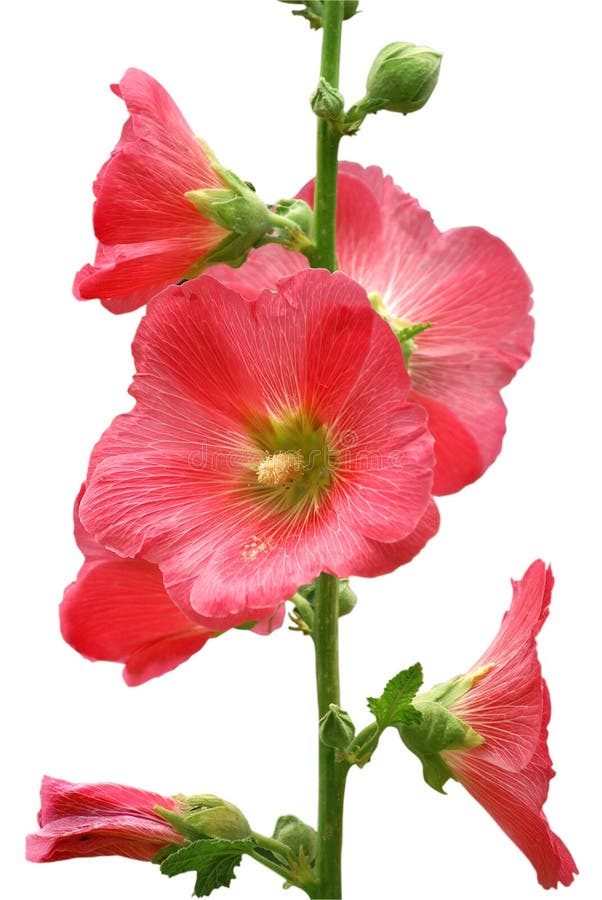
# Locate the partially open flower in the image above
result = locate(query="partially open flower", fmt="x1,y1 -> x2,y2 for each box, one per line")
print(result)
26,777 -> 184,862
74,69 -> 271,314
80,269 -> 438,630
60,486 -> 284,685
399,561 -> 577,889
208,163 -> 534,495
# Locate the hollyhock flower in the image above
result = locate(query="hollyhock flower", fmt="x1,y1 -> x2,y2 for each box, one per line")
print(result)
61,487 -> 284,686
26,777 -> 184,862
208,163 -> 534,495
399,561 -> 577,889
74,68 -> 272,314
79,268 -> 439,631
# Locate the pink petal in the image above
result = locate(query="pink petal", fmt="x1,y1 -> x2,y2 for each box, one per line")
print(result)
27,809 -> 180,862
206,244 -> 307,300
60,557 -> 212,685
450,561 -> 552,770
74,240 -> 215,304
37,776 -> 179,824
444,688 -> 577,889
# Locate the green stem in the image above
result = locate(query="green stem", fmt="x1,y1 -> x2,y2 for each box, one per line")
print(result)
307,4 -> 347,897
311,1 -> 343,271
313,573 -> 347,898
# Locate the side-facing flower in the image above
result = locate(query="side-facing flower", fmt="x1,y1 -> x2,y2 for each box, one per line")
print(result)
209,163 -> 534,495
79,269 -> 439,631
399,561 -> 577,889
61,486 -> 284,685
74,68 -> 272,314
26,777 -> 184,862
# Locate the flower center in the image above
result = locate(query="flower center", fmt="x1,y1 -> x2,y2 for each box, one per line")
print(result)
368,292 -> 432,366
249,410 -> 334,514
256,451 -> 305,487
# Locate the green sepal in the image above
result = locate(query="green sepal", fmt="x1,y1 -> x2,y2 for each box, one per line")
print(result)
419,670 -> 483,707
273,815 -> 317,863
319,703 -> 356,751
367,662 -> 423,730
156,795 -> 251,842
417,753 -> 457,794
394,321 -> 433,345
159,838 -> 254,897
398,699 -> 484,793
186,188 -> 271,242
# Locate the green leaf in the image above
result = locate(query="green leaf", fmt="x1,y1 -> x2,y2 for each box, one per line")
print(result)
367,663 -> 423,730
159,838 -> 254,897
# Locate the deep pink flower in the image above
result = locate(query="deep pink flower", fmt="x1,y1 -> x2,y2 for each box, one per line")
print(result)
209,163 -> 534,495
26,777 -> 183,862
424,562 -> 577,888
79,268 -> 439,631
61,487 -> 284,685
74,69 -> 233,314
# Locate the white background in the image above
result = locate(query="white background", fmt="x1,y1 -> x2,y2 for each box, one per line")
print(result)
3,1 -> 600,898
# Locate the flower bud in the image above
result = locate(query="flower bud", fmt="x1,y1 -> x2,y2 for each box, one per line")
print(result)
311,78 -> 345,123
337,579 -> 357,617
366,42 -> 442,114
273,815 -> 317,862
296,577 -> 357,619
159,794 -> 251,841
319,704 -> 356,751
271,198 -> 314,241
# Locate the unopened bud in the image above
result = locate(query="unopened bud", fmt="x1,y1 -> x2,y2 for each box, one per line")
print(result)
311,78 -> 345,123
319,704 -> 356,751
337,579 -> 357,617
273,815 -> 317,862
366,42 -> 442,114
271,199 -> 313,238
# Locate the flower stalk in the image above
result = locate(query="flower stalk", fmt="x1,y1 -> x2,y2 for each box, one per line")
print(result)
311,0 -> 343,272
310,4 -> 347,896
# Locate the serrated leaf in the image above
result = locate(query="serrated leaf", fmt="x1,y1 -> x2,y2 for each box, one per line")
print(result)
160,838 -> 253,897
367,662 -> 423,730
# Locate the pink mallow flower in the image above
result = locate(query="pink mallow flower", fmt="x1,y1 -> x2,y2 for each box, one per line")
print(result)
74,69 -> 270,314
209,163 -> 534,495
61,486 -> 284,685
399,561 -> 577,889
26,777 -> 184,862
79,268 -> 439,631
